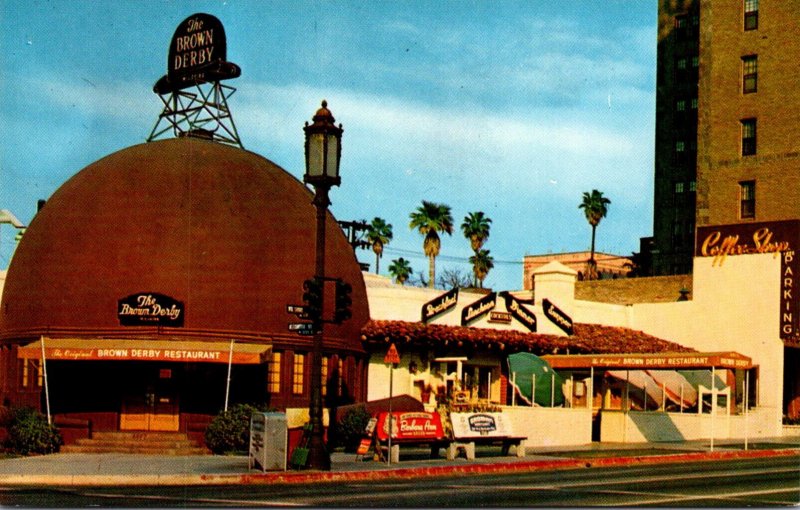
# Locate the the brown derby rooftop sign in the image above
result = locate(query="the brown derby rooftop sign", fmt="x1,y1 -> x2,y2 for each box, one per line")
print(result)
118,293 -> 184,327
696,220 -> 799,343
154,13 -> 241,94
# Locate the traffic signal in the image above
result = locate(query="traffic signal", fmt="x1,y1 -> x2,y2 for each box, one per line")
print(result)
334,279 -> 352,324
302,278 -> 322,319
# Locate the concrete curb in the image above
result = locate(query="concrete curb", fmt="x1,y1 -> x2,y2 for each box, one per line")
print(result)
2,448 -> 795,487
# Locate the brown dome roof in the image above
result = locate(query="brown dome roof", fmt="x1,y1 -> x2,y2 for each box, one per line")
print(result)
0,138 -> 367,353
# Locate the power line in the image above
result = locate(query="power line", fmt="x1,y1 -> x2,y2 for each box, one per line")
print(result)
383,246 -> 523,266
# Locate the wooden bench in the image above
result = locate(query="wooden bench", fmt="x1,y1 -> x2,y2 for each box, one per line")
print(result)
446,435 -> 527,460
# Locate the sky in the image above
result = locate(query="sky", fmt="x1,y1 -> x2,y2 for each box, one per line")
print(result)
0,1 -> 657,291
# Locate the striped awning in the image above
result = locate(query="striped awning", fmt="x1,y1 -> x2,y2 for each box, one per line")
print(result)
17,338 -> 271,365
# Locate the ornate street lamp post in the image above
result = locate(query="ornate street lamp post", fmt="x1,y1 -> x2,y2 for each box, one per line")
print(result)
303,100 -> 343,470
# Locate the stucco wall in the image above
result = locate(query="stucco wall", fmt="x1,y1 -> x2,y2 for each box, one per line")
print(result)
502,406 -> 593,447
600,407 -> 777,443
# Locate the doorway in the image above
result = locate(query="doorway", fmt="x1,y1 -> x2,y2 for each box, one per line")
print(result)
120,365 -> 179,431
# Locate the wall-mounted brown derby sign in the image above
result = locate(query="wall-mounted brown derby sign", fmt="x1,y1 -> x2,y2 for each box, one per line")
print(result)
421,287 -> 459,323
118,293 -> 184,327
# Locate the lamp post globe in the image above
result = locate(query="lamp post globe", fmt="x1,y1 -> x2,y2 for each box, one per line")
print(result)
302,100 -> 343,471
304,100 -> 342,189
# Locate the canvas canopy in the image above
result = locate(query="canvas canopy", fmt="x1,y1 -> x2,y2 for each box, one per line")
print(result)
507,352 -> 565,407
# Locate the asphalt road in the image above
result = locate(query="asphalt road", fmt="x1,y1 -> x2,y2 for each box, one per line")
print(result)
1,455 -> 798,507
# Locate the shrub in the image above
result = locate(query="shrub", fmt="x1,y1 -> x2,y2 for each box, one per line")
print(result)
5,407 -> 62,455
332,407 -> 371,452
204,403 -> 271,455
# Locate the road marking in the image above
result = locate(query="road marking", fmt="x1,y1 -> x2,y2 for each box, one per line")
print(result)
78,490 -> 310,507
447,464 -> 799,491
587,486 -> 800,507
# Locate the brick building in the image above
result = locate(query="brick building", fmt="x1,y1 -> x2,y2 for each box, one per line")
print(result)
522,251 -> 630,290
652,0 -> 700,276
695,0 -> 800,227
651,0 -> 800,275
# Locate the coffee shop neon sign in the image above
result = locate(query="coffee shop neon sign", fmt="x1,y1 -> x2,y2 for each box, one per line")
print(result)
699,227 -> 790,267
696,221 -> 798,342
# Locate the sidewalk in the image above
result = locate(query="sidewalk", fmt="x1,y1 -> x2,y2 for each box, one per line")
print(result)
0,438 -> 797,487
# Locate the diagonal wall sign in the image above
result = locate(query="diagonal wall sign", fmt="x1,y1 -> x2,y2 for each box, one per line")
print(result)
461,292 -> 497,326
542,298 -> 574,335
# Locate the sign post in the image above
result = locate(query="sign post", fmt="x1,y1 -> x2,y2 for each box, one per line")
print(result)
384,343 -> 400,465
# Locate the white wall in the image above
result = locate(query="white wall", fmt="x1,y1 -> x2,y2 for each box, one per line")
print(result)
600,407 -> 777,443
502,406 -> 593,447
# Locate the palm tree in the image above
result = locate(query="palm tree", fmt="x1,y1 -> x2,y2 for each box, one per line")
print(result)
461,211 -> 492,286
365,217 -> 393,274
469,249 -> 495,288
461,211 -> 492,252
388,257 -> 413,285
409,200 -> 454,288
578,189 -> 611,279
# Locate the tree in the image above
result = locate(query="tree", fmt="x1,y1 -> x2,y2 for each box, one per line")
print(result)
388,257 -> 413,286
578,189 -> 611,280
437,267 -> 474,290
461,211 -> 492,286
409,201 -> 453,288
461,212 -> 492,252
365,217 -> 393,274
469,249 -> 495,289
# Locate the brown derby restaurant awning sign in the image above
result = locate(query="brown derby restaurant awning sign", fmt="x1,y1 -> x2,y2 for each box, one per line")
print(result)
543,351 -> 754,370
17,339 -> 270,365
695,220 -> 799,343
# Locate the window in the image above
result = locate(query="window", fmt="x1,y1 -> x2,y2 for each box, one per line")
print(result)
267,351 -> 281,393
740,181 -> 756,219
675,182 -> 685,194
675,15 -> 688,40
744,0 -> 758,30
321,356 -> 329,397
337,358 -> 344,397
742,56 -> 758,93
691,97 -> 698,110
689,180 -> 697,192
19,360 -> 42,389
292,353 -> 305,395
741,118 -> 757,155
676,99 -> 686,112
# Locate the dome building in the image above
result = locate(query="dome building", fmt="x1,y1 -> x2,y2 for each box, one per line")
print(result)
0,137 -> 369,442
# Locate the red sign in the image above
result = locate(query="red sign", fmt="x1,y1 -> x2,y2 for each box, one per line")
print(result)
355,438 -> 372,456
384,343 -> 400,364
375,412 -> 444,441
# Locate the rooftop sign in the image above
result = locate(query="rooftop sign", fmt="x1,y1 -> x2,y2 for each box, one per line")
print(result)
155,13 -> 241,94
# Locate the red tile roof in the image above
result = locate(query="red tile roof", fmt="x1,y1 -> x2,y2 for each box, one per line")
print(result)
361,320 -> 694,355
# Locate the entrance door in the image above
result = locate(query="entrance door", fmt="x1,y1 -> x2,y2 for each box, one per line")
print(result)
120,366 -> 179,431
